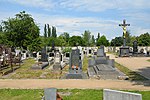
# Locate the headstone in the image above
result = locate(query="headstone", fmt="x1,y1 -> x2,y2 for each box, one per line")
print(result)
133,41 -> 138,54
44,88 -> 57,100
41,47 -> 48,62
53,51 -> 61,70
104,89 -> 142,100
65,49 -> 87,79
97,46 -> 105,57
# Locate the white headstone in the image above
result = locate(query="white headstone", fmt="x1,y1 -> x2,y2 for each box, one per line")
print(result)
104,89 -> 142,100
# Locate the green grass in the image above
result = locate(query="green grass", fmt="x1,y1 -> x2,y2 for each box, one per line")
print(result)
115,62 -> 148,81
0,89 -> 150,100
0,58 -> 64,79
147,59 -> 150,62
82,55 -> 88,72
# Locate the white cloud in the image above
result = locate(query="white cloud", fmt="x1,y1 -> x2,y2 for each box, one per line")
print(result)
59,0 -> 150,12
7,0 -> 55,10
31,13 -> 122,40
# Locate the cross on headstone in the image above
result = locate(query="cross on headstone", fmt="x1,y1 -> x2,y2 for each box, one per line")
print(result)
119,19 -> 130,46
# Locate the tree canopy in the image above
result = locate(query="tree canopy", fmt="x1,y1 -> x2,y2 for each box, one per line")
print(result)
1,11 -> 41,51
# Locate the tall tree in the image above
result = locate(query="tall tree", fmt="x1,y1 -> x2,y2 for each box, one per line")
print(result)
44,24 -> 47,38
2,11 -> 41,51
52,26 -> 57,38
82,30 -> 91,46
47,24 -> 51,37
97,33 -> 100,41
91,35 -> 95,46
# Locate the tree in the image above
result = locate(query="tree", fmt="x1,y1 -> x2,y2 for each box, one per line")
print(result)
91,35 -> 95,46
47,24 -> 51,37
110,37 -> 123,46
57,35 -> 67,46
63,32 -> 70,42
96,33 -> 100,42
52,26 -> 57,38
97,35 -> 109,46
2,11 -> 41,51
137,32 -> 150,46
0,25 -> 2,32
82,30 -> 91,46
44,24 -> 47,38
69,36 -> 85,46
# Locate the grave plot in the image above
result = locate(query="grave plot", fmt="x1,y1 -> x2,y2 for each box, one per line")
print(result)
0,45 -> 21,75
48,52 -> 55,65
63,49 -> 87,79
132,41 -> 150,57
53,51 -> 62,70
31,47 -> 49,70
88,46 -> 128,80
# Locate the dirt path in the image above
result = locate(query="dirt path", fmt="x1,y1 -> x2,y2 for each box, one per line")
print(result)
107,54 -> 150,80
0,79 -> 150,90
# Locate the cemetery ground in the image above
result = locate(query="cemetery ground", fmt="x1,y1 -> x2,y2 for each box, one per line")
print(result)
0,54 -> 150,99
0,89 -> 150,100
0,58 -> 68,79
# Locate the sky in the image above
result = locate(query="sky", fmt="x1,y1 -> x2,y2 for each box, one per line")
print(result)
0,0 -> 150,40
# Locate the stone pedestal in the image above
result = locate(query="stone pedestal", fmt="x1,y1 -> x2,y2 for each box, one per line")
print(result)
119,46 -> 130,57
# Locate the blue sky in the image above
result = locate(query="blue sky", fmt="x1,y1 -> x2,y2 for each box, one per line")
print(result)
0,0 -> 150,40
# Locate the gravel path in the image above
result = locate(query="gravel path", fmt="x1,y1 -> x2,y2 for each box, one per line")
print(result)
0,79 -> 149,90
107,54 -> 150,80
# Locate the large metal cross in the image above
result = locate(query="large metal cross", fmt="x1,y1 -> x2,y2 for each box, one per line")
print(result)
119,19 -> 130,27
119,19 -> 130,46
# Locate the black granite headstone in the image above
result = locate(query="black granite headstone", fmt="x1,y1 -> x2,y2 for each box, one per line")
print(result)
41,47 -> 48,62
65,49 -> 85,79
133,41 -> 138,54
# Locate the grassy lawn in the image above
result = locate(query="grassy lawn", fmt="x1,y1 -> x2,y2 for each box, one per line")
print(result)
115,62 -> 148,81
0,89 -> 149,100
0,58 -> 65,79
82,55 -> 88,72
147,59 -> 150,62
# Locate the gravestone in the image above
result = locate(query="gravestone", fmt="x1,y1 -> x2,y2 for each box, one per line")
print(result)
44,88 -> 56,100
48,52 -> 54,65
133,41 -> 138,53
88,46 -> 127,79
53,51 -> 61,70
97,46 -> 105,57
41,47 -> 48,62
65,49 -> 86,79
104,89 -> 142,100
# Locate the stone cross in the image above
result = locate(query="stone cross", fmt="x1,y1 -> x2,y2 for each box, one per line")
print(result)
119,20 -> 130,46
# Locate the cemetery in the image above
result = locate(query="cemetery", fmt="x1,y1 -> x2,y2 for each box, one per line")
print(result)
0,1 -> 150,99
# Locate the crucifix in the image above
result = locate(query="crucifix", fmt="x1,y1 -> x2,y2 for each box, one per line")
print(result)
119,19 -> 130,46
